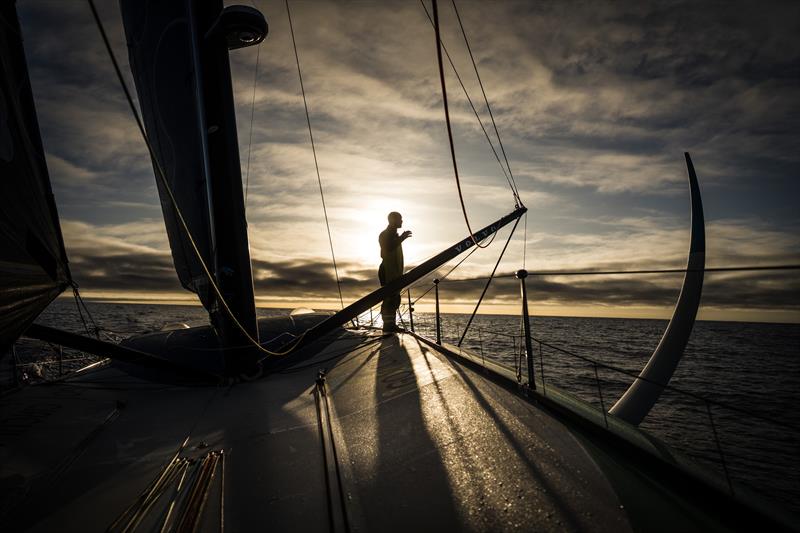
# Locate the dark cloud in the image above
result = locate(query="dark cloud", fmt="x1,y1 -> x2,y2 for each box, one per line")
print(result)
12,1 -> 799,321
66,244 -> 800,312
433,271 -> 800,311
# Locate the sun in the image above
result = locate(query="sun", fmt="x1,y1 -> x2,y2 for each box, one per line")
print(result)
335,196 -> 414,267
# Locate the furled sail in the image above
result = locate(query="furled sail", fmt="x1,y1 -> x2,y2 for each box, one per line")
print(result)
0,2 -> 70,350
120,0 -> 217,311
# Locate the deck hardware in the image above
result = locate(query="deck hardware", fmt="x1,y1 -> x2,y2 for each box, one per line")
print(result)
313,368 -> 349,532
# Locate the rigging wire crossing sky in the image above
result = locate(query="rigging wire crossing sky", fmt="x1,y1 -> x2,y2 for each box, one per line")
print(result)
15,0 -> 800,323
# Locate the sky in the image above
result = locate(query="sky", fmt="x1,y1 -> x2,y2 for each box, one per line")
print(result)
15,0 -> 800,322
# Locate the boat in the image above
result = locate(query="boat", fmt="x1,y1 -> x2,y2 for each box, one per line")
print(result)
1,1 -> 797,531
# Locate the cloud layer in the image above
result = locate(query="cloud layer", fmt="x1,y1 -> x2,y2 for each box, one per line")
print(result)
15,0 -> 799,321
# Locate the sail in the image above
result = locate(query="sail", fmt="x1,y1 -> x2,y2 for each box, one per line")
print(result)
0,2 -> 70,350
120,0 -> 216,310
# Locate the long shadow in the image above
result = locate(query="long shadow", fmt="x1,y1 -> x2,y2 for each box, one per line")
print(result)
327,340 -> 383,395
409,337 -> 512,526
355,336 -> 462,530
409,336 -> 586,531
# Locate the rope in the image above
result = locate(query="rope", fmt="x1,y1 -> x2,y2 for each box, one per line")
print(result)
410,243 -> 481,305
244,41 -> 261,207
285,0 -> 345,310
531,335 -> 800,433
440,263 -> 800,282
431,0 -> 496,249
457,217 -> 521,346
450,0 -> 521,203
88,0 -> 304,357
70,282 -> 99,338
418,0 -> 517,203
522,212 -> 527,269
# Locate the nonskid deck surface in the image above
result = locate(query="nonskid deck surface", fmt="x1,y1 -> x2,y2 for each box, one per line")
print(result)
1,328 -> 763,532
0,330 -> 636,532
323,333 -> 630,532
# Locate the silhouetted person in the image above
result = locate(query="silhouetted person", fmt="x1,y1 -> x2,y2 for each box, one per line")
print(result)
379,211 -> 411,332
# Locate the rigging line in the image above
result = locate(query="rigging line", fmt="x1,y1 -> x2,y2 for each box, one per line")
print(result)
244,42 -> 261,207
419,0 -> 517,203
70,283 -> 99,338
432,0 -> 493,249
457,217 -> 521,346
418,224 -> 499,277
403,223 -> 500,306
405,224 -> 499,295
285,0 -> 345,310
522,211 -> 527,269
450,0 -> 521,202
439,263 -> 800,282
529,335 -> 800,433
87,0 -> 303,357
411,242 -> 481,304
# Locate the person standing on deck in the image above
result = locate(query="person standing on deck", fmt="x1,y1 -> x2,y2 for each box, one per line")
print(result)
379,212 -> 412,333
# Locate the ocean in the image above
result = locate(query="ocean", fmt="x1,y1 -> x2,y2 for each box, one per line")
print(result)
9,299 -> 800,515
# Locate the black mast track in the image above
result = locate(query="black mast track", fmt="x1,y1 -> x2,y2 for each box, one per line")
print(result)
194,0 -> 259,348
264,206 -> 526,365
117,0 -> 263,365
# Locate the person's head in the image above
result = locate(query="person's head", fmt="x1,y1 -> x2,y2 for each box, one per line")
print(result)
387,211 -> 403,228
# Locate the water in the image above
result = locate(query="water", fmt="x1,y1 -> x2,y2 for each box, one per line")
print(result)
9,300 -> 800,515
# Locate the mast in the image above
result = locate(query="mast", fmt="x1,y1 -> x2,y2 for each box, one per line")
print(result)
120,1 -> 267,361
193,1 -> 263,350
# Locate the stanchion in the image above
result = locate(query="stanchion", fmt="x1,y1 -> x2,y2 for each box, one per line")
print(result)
516,269 -> 535,390
407,289 -> 415,333
434,279 -> 441,345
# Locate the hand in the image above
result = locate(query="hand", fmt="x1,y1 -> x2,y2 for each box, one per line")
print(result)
401,230 -> 412,240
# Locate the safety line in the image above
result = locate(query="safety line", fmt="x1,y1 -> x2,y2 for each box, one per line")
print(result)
285,0 -> 345,311
88,0 -> 303,357
440,263 -> 800,282
530,335 -> 800,433
451,0 -> 521,202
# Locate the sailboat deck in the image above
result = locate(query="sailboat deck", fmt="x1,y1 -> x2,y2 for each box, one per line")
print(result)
1,329 -> 760,532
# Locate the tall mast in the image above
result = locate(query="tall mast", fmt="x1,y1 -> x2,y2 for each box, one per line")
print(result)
120,1 -> 267,365
193,1 -> 262,351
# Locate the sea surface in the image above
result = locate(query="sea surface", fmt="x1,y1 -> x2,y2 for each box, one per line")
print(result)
8,299 -> 800,515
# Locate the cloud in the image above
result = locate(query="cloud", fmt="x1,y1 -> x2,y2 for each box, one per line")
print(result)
57,215 -> 799,317
13,0 -> 799,321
